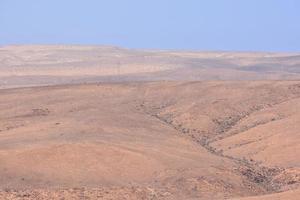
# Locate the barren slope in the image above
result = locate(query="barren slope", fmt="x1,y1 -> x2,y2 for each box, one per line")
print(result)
1,45 -> 300,89
0,81 -> 299,199
232,188 -> 300,200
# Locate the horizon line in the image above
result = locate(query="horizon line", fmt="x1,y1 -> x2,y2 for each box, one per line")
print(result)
1,43 -> 300,54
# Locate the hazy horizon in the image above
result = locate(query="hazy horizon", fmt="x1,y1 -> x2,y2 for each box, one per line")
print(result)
2,44 -> 300,54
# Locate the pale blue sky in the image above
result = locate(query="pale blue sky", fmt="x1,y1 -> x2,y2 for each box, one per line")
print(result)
1,0 -> 299,51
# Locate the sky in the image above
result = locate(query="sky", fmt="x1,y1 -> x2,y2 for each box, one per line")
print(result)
0,0 -> 300,51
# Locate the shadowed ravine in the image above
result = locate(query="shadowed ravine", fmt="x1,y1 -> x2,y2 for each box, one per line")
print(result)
137,82 -> 300,195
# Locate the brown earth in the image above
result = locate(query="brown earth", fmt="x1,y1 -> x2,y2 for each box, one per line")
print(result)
0,81 -> 299,199
1,45 -> 300,89
0,45 -> 299,199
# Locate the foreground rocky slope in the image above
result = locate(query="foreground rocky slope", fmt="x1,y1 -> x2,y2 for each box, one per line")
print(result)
0,81 -> 299,199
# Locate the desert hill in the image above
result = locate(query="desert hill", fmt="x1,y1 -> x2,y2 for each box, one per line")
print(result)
0,45 -> 299,199
1,45 -> 300,89
0,81 -> 299,199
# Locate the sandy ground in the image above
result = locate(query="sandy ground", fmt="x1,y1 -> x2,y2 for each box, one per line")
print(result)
1,45 -> 300,89
0,45 -> 299,199
0,81 -> 299,199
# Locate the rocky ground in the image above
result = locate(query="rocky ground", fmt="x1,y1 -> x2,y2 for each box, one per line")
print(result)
0,81 -> 299,199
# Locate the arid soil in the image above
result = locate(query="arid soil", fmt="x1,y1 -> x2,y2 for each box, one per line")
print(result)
1,45 -> 300,89
0,45 -> 299,199
0,81 -> 299,199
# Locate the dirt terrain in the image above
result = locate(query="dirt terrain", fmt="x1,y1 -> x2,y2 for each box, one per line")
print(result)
0,81 -> 299,199
1,45 -> 300,89
0,46 -> 299,199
